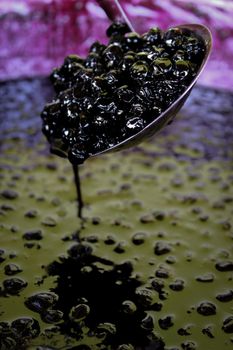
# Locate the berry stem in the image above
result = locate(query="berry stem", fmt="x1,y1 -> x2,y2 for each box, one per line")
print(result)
72,164 -> 84,219
96,0 -> 135,32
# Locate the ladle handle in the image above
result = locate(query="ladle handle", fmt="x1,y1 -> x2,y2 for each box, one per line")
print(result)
96,0 -> 135,31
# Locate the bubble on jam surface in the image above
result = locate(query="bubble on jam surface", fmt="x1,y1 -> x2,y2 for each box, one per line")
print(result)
216,289 -> 233,302
0,317 -> 40,349
222,316 -> 233,334
181,340 -> 197,350
196,302 -> 217,316
40,309 -> 64,324
215,261 -> 233,271
154,241 -> 172,255
70,303 -> 90,321
2,277 -> 28,295
195,273 -> 215,283
23,229 -> 43,240
0,189 -> 19,200
41,22 -> 207,165
116,344 -> 134,350
131,232 -> 147,245
4,263 -> 22,276
169,278 -> 185,291
25,292 -> 59,313
202,325 -> 215,339
158,315 -> 174,330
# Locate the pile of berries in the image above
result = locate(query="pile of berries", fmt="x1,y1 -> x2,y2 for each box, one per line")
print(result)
41,22 -> 206,164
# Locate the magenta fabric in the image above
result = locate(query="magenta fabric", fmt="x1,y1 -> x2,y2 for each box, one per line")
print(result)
0,0 -> 232,90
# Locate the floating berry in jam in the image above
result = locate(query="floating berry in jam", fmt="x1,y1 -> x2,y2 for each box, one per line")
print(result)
41,22 -> 206,165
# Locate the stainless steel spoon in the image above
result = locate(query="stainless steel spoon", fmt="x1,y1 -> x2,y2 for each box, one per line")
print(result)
91,1 -> 212,157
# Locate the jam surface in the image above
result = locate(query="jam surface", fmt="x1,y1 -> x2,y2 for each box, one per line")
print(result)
0,77 -> 233,349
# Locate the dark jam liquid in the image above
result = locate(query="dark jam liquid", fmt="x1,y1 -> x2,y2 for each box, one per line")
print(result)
72,164 -> 84,219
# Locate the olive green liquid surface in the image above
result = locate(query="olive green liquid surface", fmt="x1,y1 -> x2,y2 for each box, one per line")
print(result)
0,79 -> 233,349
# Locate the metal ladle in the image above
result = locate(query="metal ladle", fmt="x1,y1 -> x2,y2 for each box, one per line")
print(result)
73,0 -> 212,218
92,0 -> 212,157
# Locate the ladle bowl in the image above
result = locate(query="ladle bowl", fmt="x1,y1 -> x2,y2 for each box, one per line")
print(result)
89,23 -> 212,158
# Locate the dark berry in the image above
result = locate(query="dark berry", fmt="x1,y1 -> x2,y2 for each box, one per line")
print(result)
184,35 -> 205,62
85,53 -> 100,69
116,85 -> 134,105
126,117 -> 144,134
124,32 -> 142,50
129,104 -> 145,118
173,60 -> 190,79
90,76 -> 105,95
130,61 -> 149,81
119,54 -> 135,72
135,51 -> 150,62
106,22 -> 130,37
142,27 -> 162,45
102,44 -> 123,68
102,70 -> 121,90
61,128 -> 77,146
164,28 -> 184,49
89,41 -> 106,54
173,49 -> 186,61
152,58 -> 172,76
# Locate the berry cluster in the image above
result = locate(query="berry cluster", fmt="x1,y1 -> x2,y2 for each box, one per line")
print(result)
41,22 -> 206,164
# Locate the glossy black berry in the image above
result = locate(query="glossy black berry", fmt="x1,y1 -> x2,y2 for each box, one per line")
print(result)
119,54 -> 135,72
102,44 -> 123,69
116,85 -> 134,105
152,58 -> 172,76
106,22 -> 130,37
130,61 -> 149,81
124,32 -> 142,50
142,27 -> 162,45
102,70 -> 121,90
164,28 -> 184,49
85,53 -> 101,70
89,41 -> 106,54
173,59 -> 190,79
126,117 -> 144,135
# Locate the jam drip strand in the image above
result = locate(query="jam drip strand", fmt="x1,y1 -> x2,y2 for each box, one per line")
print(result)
72,164 -> 84,219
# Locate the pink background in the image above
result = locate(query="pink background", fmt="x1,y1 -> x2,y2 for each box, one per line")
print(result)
0,0 -> 233,90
